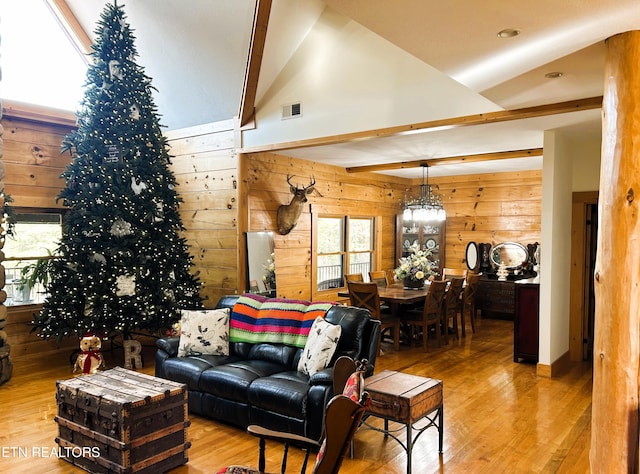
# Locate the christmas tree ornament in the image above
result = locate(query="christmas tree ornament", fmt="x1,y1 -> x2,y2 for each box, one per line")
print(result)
90,253 -> 107,264
116,275 -> 136,297
130,176 -> 147,195
129,104 -> 140,120
104,144 -> 122,165
154,199 -> 164,222
108,60 -> 123,81
110,218 -> 132,237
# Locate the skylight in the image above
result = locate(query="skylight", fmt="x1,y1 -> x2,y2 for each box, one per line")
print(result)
0,0 -> 87,112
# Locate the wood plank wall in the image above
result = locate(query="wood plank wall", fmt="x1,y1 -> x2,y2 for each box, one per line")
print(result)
243,154 -> 542,303
432,170 -> 543,267
165,122 -> 240,306
0,108 -> 543,359
2,115 -> 72,208
244,152 -> 412,301
1,111 -> 77,359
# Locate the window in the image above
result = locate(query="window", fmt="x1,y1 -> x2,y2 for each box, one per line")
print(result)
4,212 -> 62,305
0,0 -> 86,110
316,215 -> 375,291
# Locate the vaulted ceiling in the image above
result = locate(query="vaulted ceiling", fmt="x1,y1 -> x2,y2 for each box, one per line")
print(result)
55,0 -> 640,177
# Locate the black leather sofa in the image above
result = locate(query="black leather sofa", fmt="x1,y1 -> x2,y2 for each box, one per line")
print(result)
155,295 -> 381,441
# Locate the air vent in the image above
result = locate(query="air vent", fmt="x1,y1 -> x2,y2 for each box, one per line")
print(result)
282,102 -> 302,120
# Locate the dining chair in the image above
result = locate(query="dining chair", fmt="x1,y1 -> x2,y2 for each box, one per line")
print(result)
218,356 -> 369,474
385,269 -> 396,286
344,273 -> 364,284
347,281 -> 400,352
461,273 -> 481,335
402,280 -> 447,352
441,267 -> 468,281
368,270 -> 389,287
442,277 -> 465,343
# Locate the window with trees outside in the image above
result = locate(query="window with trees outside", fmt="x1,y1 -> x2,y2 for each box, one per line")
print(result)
4,212 -> 62,306
316,215 -> 375,291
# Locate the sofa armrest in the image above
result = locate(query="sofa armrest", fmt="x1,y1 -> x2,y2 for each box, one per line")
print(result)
156,336 -> 180,357
309,367 -> 334,386
362,319 -> 381,377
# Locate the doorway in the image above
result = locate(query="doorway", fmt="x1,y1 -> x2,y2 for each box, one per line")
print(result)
569,191 -> 599,362
582,203 -> 598,360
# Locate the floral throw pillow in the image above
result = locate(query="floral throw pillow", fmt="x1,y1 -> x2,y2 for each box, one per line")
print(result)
297,316 -> 342,376
178,308 -> 230,357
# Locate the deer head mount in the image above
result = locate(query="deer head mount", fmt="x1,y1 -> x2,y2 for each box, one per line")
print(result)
276,175 -> 316,235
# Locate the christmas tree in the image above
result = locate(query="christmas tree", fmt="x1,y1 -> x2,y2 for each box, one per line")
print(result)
32,2 -> 202,342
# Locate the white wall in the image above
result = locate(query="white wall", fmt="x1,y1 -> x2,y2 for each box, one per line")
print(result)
243,7 -> 499,148
572,136 -> 602,192
539,131 -> 573,366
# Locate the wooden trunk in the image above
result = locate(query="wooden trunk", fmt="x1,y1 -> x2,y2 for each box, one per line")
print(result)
364,370 -> 442,424
0,345 -> 12,385
55,367 -> 190,474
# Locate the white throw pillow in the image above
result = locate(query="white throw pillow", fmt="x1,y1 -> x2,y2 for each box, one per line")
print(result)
297,316 -> 342,376
178,308 -> 230,357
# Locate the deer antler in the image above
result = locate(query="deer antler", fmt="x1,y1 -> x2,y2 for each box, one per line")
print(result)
307,176 -> 316,189
286,175 -> 315,190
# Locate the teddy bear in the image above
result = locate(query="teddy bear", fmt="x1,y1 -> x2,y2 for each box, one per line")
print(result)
74,334 -> 104,375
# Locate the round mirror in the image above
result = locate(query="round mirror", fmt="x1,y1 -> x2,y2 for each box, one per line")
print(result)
490,242 -> 528,269
465,241 -> 479,271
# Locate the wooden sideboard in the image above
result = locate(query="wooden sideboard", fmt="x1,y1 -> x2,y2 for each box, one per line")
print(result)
476,279 -> 517,319
476,277 -> 540,362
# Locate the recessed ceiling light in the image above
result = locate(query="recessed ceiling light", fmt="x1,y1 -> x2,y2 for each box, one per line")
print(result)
497,28 -> 521,38
545,71 -> 564,79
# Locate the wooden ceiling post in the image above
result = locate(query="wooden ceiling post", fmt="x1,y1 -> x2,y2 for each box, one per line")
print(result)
239,0 -> 272,128
590,31 -> 640,472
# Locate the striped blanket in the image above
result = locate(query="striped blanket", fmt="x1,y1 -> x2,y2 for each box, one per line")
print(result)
230,294 -> 334,348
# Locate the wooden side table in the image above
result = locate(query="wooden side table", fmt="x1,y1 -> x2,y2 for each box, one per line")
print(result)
362,370 -> 443,474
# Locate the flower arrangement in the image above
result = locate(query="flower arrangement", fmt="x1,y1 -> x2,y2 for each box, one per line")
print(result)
262,252 -> 276,289
394,243 -> 437,282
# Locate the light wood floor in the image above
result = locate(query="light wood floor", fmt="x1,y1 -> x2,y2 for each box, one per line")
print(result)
0,316 -> 592,474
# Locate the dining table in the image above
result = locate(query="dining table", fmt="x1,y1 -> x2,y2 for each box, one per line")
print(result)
338,281 -> 432,306
339,282 -> 434,347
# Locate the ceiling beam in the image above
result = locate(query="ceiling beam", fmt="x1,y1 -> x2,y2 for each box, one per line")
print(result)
239,0 -> 272,128
345,148 -> 544,173
45,0 -> 93,62
240,96 -> 603,154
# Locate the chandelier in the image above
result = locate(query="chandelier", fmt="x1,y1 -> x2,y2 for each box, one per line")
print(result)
402,164 -> 446,222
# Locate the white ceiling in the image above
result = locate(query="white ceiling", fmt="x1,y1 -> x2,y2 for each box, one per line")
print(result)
62,0 -> 640,178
